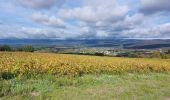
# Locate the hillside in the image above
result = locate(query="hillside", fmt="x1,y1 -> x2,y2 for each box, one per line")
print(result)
1,39 -> 170,49
0,52 -> 170,99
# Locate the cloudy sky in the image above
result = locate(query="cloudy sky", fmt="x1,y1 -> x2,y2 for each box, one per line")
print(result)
0,0 -> 170,39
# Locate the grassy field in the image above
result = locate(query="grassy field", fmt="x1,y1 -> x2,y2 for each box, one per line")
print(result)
1,73 -> 170,100
0,52 -> 170,99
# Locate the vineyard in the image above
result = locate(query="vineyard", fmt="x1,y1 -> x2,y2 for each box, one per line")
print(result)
0,52 -> 170,78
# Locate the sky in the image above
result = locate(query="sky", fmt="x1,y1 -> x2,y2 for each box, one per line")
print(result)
0,0 -> 170,39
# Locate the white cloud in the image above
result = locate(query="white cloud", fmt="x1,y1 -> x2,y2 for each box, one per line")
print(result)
96,30 -> 108,37
57,0 -> 131,39
0,0 -> 170,39
15,27 -> 76,39
31,12 -> 66,28
58,0 -> 129,22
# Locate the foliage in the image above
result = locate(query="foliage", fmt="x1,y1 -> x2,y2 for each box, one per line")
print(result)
0,45 -> 12,51
166,49 -> 170,54
0,45 -> 35,52
94,52 -> 104,56
116,51 -> 170,59
22,45 -> 34,52
16,47 -> 23,51
151,51 -> 170,59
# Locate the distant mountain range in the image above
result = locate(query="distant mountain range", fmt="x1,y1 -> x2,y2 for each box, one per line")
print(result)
0,39 -> 170,49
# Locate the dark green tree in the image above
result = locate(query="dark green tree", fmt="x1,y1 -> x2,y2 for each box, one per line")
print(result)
22,45 -> 34,52
0,45 -> 12,51
167,50 -> 170,54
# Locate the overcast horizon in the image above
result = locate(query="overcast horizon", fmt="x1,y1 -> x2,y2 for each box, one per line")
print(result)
0,0 -> 170,39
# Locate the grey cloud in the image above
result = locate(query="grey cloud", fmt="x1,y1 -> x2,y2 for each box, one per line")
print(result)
140,0 -> 170,14
123,23 -> 170,38
76,13 -> 145,39
78,26 -> 97,38
15,0 -> 65,9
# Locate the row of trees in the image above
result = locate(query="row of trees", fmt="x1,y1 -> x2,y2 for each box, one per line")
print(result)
0,45 -> 34,52
151,51 -> 170,59
117,50 -> 170,59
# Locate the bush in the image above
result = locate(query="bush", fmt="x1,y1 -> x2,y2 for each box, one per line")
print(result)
151,51 -> 170,59
166,50 -> 170,54
151,51 -> 161,58
128,53 -> 139,58
22,45 -> 34,52
16,47 -> 23,51
0,45 -> 12,51
0,72 -> 17,80
94,52 -> 104,56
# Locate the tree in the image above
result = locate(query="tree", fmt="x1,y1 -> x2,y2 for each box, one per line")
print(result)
128,53 -> 139,58
22,45 -> 34,52
17,47 -> 23,51
94,52 -> 104,56
151,51 -> 161,58
0,45 -> 12,51
167,50 -> 170,54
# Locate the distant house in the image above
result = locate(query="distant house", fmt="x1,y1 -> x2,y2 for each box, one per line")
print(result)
104,51 -> 111,55
159,49 -> 163,53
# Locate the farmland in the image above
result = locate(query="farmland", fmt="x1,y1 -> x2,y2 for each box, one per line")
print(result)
0,52 -> 170,99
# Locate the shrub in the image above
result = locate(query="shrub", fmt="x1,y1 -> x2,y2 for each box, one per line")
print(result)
128,53 -> 139,58
166,50 -> 170,54
94,52 -> 104,56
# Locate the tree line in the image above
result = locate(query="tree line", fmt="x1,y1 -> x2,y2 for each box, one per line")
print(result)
117,50 -> 170,59
0,45 -> 34,52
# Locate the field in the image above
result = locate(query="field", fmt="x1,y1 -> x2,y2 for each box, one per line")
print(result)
0,52 -> 170,99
